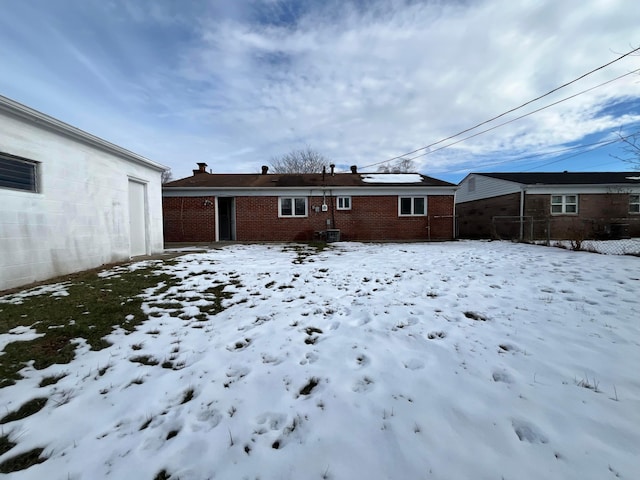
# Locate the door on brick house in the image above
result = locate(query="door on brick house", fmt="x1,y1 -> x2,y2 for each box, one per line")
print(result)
218,197 -> 236,241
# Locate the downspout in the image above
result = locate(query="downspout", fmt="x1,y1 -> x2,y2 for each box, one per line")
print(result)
214,197 -> 219,242
519,187 -> 525,241
453,196 -> 457,239
180,197 -> 185,241
329,189 -> 336,229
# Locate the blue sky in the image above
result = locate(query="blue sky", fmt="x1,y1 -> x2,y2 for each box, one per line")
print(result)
1,0 -> 640,183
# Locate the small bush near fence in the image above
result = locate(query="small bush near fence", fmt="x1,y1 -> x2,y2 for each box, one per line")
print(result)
491,216 -> 640,256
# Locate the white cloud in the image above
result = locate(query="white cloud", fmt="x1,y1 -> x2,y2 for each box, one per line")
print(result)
1,0 -> 639,180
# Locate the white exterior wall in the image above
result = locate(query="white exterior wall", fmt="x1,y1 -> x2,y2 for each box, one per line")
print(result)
456,174 -> 522,204
0,102 -> 165,291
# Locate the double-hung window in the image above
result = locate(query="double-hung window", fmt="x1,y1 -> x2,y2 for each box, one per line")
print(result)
337,196 -> 351,210
551,195 -> 577,214
279,197 -> 307,217
399,196 -> 426,216
630,194 -> 640,213
0,152 -> 39,193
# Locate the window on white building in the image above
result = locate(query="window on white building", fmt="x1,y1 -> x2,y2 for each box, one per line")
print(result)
0,152 -> 39,193
399,197 -> 426,216
551,195 -> 578,214
279,197 -> 308,217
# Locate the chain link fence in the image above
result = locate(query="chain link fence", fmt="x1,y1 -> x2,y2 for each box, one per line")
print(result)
491,216 -> 640,256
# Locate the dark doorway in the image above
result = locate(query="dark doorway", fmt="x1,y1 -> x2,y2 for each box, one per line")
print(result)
218,197 -> 235,240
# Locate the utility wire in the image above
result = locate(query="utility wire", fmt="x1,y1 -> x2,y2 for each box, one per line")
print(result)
394,68 -> 640,163
443,127 -> 640,175
360,45 -> 640,170
445,136 -> 627,174
521,140 -> 619,171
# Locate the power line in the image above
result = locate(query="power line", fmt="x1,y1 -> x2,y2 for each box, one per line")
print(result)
360,45 -> 640,170
443,127 -> 640,175
445,136 -> 626,174
522,141 -> 619,171
395,68 -> 640,163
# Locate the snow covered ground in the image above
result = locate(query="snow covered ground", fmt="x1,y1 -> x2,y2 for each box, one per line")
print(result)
2,241 -> 639,480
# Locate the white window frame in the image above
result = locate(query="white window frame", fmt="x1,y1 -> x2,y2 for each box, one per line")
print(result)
278,197 -> 308,218
0,152 -> 39,193
398,196 -> 427,216
337,196 -> 351,210
551,194 -> 578,214
630,194 -> 640,214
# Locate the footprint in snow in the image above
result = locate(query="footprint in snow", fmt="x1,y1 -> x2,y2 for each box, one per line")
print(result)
511,419 -> 548,444
427,331 -> 446,340
300,352 -> 318,365
255,412 -> 287,432
352,376 -> 375,393
403,358 -> 425,370
492,370 -> 514,383
355,353 -> 369,367
195,408 -> 223,431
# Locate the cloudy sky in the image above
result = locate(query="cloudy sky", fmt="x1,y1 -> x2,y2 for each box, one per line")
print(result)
1,0 -> 640,182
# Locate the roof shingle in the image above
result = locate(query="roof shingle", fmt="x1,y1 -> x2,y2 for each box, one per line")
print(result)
164,172 -> 455,188
475,172 -> 640,185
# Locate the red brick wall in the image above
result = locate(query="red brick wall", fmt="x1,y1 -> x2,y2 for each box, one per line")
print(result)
457,192 -> 640,239
163,196 -> 216,242
163,194 -> 455,242
525,193 -> 640,238
457,193 -> 521,238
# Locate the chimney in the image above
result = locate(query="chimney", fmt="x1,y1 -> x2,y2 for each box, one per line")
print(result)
193,162 -> 208,175
330,163 -> 335,176
261,165 -> 269,175
350,165 -> 357,174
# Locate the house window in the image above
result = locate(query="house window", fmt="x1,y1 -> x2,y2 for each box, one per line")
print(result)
279,197 -> 308,217
0,152 -> 39,192
630,194 -> 640,213
399,197 -> 426,216
551,195 -> 577,214
337,196 -> 351,210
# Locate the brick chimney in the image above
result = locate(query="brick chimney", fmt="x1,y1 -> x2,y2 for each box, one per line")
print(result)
261,165 -> 269,175
350,165 -> 357,174
193,162 -> 208,175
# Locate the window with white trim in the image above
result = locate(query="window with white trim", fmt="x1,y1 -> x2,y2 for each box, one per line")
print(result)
630,194 -> 640,213
337,196 -> 351,210
0,152 -> 39,192
279,197 -> 308,217
399,196 -> 426,216
551,194 -> 578,214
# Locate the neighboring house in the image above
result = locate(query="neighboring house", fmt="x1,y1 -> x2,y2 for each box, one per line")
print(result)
0,95 -> 167,291
456,172 -> 640,240
162,164 -> 456,242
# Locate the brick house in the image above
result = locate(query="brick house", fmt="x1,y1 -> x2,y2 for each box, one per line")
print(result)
456,172 -> 640,240
162,164 -> 456,242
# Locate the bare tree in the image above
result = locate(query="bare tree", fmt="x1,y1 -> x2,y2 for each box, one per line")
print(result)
615,131 -> 640,170
377,158 -> 417,173
270,147 -> 330,173
161,169 -> 173,184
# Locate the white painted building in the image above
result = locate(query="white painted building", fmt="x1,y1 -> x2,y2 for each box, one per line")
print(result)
0,95 -> 167,291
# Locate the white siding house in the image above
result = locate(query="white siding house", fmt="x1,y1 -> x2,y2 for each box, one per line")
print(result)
0,95 -> 166,291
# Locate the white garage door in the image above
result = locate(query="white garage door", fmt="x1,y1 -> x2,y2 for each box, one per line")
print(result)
128,180 -> 147,256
